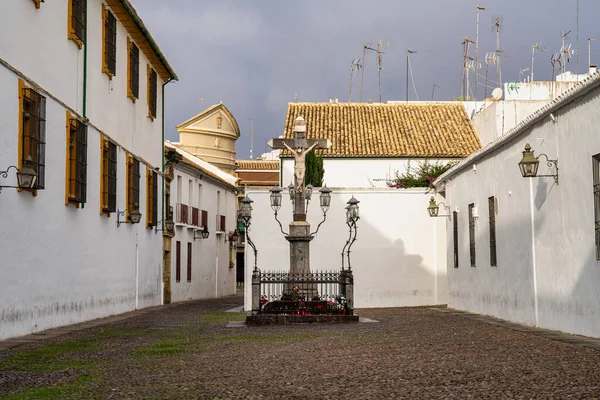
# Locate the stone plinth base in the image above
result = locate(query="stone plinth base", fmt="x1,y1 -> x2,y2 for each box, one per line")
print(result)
246,313 -> 359,325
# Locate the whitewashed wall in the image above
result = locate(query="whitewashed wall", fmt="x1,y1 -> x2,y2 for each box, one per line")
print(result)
281,158 -> 458,189
243,189 -> 448,310
0,1 -> 167,340
169,166 -> 237,301
442,85 -> 600,338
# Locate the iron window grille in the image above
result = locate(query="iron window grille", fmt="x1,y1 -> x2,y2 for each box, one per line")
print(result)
127,157 -> 140,221
147,170 -> 158,227
22,88 -> 46,189
175,241 -> 181,283
488,196 -> 497,267
71,0 -> 86,45
468,203 -> 476,267
104,9 -> 117,76
129,42 -> 139,98
453,211 -> 459,268
593,154 -> 600,259
148,68 -> 157,118
67,118 -> 87,203
187,242 -> 192,282
102,140 -> 117,213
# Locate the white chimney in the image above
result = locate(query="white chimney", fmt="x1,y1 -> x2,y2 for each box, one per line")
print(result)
590,64 -> 597,74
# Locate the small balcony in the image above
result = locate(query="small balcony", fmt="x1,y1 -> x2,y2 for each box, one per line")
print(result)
175,203 -> 190,225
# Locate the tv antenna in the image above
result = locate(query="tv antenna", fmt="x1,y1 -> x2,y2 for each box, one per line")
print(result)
246,118 -> 255,160
531,42 -> 548,81
492,15 -> 504,86
406,49 -> 417,102
483,52 -> 496,100
550,52 -> 562,81
431,83 -> 440,101
474,5 -> 486,101
360,41 -> 388,102
519,67 -> 530,82
461,37 -> 475,100
348,58 -> 362,102
560,30 -> 574,75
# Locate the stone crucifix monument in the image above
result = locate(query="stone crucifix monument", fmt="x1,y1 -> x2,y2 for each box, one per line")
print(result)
268,116 -> 331,277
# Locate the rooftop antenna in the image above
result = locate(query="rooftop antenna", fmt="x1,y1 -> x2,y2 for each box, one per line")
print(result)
551,52 -> 562,81
359,43 -> 370,102
560,30 -> 573,75
246,118 -> 255,160
475,5 -> 486,101
484,52 -> 496,100
461,37 -> 475,100
519,67 -> 530,82
362,41 -> 388,102
348,58 -> 362,102
492,15 -> 504,87
406,49 -> 417,102
589,38 -> 600,69
431,83 -> 440,100
531,42 -> 548,81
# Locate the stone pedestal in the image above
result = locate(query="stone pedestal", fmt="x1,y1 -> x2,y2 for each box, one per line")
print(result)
286,221 -> 318,299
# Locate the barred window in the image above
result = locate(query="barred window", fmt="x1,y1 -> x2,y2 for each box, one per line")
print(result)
128,38 -> 140,100
453,211 -> 459,268
103,6 -> 117,78
127,155 -> 140,221
67,115 -> 87,204
147,66 -> 157,119
146,168 -> 158,227
69,0 -> 86,48
21,87 -> 46,190
593,154 -> 600,259
488,196 -> 497,267
469,203 -> 476,267
187,242 -> 192,282
176,241 -> 181,283
101,138 -> 117,213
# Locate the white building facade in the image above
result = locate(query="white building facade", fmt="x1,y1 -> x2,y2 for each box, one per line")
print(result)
243,188 -> 448,310
435,72 -> 600,338
166,143 -> 238,302
0,0 -> 177,340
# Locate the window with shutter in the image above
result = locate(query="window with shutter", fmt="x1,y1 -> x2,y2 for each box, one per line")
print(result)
20,82 -> 46,190
102,5 -> 117,78
66,112 -> 87,205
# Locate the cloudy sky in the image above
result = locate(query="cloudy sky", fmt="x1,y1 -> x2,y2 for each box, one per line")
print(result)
130,0 -> 600,159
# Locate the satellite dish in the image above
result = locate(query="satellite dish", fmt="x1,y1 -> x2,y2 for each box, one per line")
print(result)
491,87 -> 503,101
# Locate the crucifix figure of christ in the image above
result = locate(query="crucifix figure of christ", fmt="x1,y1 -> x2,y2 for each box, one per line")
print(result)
268,116 -> 331,279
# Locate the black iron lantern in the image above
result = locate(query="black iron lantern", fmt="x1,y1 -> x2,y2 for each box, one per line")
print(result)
129,203 -> 142,224
518,143 -> 540,178
240,195 -> 253,225
269,185 -> 283,211
319,185 -> 332,213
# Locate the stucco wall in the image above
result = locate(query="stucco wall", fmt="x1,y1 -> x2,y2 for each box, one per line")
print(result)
443,87 -> 600,338
0,1 -> 167,340
169,166 -> 237,301
281,158 -> 458,189
243,189 -> 448,310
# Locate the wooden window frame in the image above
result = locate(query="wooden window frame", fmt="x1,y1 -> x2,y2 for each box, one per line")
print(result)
488,196 -> 497,267
147,65 -> 157,120
102,4 -> 117,79
127,38 -> 140,101
65,111 -> 88,205
593,154 -> 600,260
453,211 -> 459,268
100,136 -> 117,215
146,168 -> 158,228
468,203 -> 476,267
126,154 -> 140,221
187,242 -> 192,282
19,80 -> 46,192
175,241 -> 181,283
68,0 -> 86,49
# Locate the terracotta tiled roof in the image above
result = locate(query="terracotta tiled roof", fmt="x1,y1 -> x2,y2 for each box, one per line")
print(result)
282,102 -> 481,158
236,160 -> 280,171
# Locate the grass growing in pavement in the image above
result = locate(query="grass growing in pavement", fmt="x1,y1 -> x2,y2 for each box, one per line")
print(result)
198,312 -> 246,325
0,341 -> 99,372
0,374 -> 99,400
132,338 -> 190,357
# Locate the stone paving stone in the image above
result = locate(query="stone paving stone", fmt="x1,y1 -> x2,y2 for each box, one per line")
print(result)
0,296 -> 599,399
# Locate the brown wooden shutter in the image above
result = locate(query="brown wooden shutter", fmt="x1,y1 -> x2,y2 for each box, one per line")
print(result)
175,241 -> 181,283
187,242 -> 192,282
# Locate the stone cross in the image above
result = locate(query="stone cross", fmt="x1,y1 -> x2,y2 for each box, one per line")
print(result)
267,116 -> 331,279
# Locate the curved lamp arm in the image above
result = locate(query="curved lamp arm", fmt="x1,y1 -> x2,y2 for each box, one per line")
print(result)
536,153 -> 559,184
273,210 -> 289,236
245,223 -> 259,272
341,220 -> 354,270
310,211 -> 328,236
346,219 -> 358,271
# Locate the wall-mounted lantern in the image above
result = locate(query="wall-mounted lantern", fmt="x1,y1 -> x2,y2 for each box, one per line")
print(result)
0,156 -> 38,193
117,203 -> 142,227
193,226 -> 210,240
518,143 -> 559,184
427,196 -> 451,219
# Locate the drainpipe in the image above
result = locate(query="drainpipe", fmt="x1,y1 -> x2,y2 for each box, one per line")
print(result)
83,5 -> 88,119
161,78 -> 175,225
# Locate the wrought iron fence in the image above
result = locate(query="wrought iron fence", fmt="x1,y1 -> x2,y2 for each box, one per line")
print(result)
251,270 -> 354,315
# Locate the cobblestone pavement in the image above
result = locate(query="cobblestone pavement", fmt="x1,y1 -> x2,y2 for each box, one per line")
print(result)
1,293 -> 599,399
